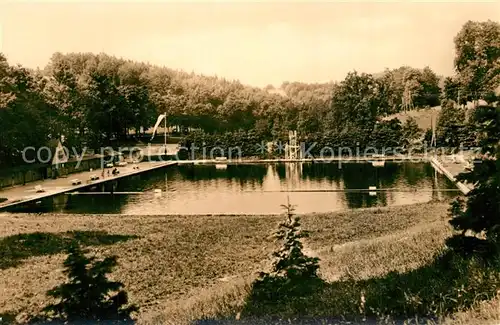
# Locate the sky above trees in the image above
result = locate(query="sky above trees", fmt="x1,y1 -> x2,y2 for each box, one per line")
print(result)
1,1 -> 499,87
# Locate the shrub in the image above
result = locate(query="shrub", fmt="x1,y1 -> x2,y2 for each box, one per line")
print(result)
447,105 -> 500,258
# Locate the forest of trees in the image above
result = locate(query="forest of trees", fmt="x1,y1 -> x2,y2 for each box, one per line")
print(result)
0,52 -> 442,166
1,19 -> 498,166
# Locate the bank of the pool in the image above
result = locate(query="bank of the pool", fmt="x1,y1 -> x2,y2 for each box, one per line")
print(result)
0,201 -> 455,324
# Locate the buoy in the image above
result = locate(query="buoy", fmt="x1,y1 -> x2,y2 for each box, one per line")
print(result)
368,186 -> 377,196
215,164 -> 227,170
372,161 -> 385,167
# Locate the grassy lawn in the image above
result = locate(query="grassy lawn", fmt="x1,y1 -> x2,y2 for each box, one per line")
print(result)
1,201 -> 497,324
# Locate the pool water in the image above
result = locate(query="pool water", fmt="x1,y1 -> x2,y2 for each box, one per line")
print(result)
12,162 -> 459,215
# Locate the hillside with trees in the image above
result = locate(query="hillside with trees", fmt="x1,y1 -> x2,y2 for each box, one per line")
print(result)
1,20 -> 498,167
0,51 -> 444,166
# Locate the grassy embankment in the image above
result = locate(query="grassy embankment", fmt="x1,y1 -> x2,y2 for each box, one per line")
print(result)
1,201 -> 499,324
382,106 -> 441,131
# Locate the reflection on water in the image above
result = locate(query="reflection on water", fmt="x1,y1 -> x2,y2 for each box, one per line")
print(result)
14,162 -> 459,215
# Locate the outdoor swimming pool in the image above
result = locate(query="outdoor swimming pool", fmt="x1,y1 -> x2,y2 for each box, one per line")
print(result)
11,162 -> 459,214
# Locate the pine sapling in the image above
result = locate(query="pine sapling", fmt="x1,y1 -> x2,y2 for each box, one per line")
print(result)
268,201 -> 321,281
245,200 -> 324,315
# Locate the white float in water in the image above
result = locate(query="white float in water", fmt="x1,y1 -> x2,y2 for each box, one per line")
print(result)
215,164 -> 227,170
368,186 -> 377,196
372,161 -> 385,167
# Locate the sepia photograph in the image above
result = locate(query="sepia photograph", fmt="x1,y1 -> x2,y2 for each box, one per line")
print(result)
0,0 -> 499,324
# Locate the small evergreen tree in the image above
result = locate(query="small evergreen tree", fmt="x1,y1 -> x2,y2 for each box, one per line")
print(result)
266,202 -> 321,281
41,242 -> 137,322
446,105 -> 500,257
244,201 -> 324,314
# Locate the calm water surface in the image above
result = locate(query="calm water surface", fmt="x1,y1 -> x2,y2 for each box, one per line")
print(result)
17,162 -> 459,215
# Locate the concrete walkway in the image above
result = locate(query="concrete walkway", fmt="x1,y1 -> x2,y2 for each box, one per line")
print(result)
0,161 -> 177,210
430,155 -> 474,195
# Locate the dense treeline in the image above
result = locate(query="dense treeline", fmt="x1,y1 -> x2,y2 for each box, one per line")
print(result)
1,19 -> 498,165
181,116 -> 418,159
0,58 -> 57,165
0,51 -> 442,165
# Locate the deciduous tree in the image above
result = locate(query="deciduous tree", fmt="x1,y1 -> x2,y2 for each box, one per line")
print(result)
454,20 -> 500,104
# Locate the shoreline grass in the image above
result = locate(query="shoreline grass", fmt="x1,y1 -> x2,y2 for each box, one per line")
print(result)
1,201 -> 497,324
